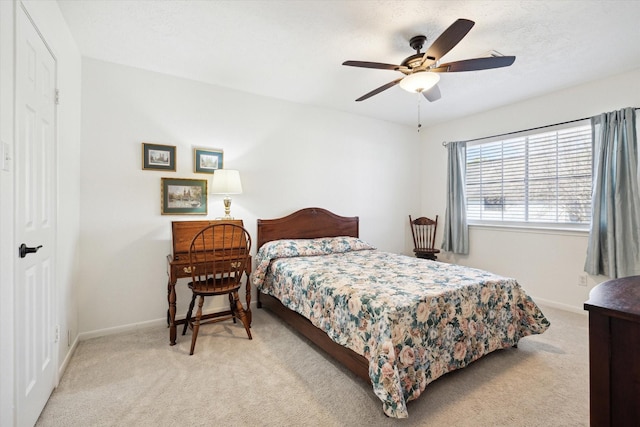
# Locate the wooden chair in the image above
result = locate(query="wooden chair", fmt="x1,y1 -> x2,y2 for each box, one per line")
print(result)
182,223 -> 252,355
409,215 -> 440,261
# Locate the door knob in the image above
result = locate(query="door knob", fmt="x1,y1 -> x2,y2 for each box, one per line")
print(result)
19,243 -> 42,258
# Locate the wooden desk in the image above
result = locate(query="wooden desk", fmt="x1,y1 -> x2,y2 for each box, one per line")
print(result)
584,275 -> 640,426
166,219 -> 251,346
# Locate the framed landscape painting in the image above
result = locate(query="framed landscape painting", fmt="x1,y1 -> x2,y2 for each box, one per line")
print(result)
161,178 -> 207,215
142,143 -> 176,171
194,148 -> 223,174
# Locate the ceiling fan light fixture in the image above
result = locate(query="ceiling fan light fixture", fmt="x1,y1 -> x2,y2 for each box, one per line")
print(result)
399,71 -> 440,93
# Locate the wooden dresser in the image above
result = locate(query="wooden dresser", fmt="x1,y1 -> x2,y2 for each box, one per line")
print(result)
583,275 -> 640,426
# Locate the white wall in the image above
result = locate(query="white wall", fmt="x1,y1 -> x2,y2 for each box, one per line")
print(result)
420,68 -> 640,312
0,0 -> 81,425
78,58 -> 420,335
78,59 -> 640,332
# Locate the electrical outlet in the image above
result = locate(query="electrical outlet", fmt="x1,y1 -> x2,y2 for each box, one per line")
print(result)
54,325 -> 60,343
578,274 -> 588,287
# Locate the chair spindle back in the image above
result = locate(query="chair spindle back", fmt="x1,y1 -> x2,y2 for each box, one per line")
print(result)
188,223 -> 251,292
409,215 -> 438,251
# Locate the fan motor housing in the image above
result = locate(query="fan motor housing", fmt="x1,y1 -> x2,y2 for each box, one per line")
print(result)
401,53 -> 425,69
402,35 -> 429,69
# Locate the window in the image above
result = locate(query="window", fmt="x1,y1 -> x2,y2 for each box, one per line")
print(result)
465,122 -> 592,228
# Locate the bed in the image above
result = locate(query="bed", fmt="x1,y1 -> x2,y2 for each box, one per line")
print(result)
253,207 -> 550,418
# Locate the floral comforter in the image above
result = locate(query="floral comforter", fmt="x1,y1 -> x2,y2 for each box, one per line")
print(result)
252,237 -> 550,418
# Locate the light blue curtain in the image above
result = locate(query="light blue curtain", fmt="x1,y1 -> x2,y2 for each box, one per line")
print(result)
441,141 -> 469,254
585,107 -> 640,278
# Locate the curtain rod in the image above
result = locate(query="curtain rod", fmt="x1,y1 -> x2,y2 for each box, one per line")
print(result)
441,107 -> 640,147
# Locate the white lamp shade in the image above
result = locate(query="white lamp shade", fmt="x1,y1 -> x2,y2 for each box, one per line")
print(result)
399,71 -> 440,93
210,169 -> 243,194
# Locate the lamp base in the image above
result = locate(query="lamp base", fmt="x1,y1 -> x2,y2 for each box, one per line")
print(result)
221,196 -> 234,219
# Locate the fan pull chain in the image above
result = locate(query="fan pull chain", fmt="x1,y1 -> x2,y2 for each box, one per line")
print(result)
417,93 -> 422,132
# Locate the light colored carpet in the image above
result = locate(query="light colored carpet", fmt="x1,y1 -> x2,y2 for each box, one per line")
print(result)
36,304 -> 589,426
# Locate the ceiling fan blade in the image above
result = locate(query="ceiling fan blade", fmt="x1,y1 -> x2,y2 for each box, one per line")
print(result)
355,78 -> 403,101
422,18 -> 475,65
422,84 -> 441,102
343,60 -> 400,70
430,56 -> 516,72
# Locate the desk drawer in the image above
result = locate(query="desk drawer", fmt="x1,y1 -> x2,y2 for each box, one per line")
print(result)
169,255 -> 252,281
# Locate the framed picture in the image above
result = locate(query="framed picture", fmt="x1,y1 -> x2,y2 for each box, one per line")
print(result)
193,147 -> 223,174
142,143 -> 176,171
161,178 -> 207,215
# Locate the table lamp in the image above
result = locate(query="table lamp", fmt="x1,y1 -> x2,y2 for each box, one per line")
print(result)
210,169 -> 243,219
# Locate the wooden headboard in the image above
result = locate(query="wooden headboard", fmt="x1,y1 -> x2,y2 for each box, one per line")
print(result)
256,207 -> 359,250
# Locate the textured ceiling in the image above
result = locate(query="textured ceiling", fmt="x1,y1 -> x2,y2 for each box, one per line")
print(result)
56,0 -> 640,128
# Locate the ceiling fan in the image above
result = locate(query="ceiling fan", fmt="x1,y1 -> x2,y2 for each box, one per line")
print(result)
342,18 -> 515,102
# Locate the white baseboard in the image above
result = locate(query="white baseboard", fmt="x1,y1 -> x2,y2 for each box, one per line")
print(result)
532,296 -> 588,315
57,334 -> 80,384
78,301 -> 259,341
75,297 -> 584,342
78,317 -> 168,341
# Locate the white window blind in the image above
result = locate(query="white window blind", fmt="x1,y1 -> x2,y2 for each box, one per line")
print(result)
465,122 -> 592,227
